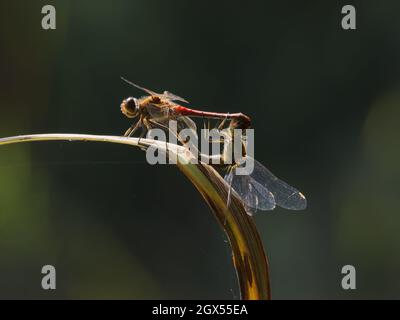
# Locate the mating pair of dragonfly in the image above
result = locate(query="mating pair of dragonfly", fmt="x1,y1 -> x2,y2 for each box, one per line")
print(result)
120,78 -> 306,215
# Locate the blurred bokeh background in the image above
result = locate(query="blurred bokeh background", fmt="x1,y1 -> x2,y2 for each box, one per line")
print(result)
0,0 -> 399,299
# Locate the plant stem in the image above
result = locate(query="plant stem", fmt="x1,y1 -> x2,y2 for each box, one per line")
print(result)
0,133 -> 271,299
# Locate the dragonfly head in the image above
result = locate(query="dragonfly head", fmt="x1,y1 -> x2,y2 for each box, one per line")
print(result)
121,97 -> 139,118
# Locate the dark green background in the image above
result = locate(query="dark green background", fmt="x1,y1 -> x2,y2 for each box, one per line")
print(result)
0,0 -> 399,299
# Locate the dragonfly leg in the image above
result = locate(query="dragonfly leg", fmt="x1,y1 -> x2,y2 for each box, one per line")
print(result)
137,126 -> 148,147
217,113 -> 229,130
124,121 -> 141,137
146,118 -> 169,132
205,114 -> 230,145
147,118 -> 189,146
145,118 -> 173,160
201,116 -> 212,144
201,117 -> 228,144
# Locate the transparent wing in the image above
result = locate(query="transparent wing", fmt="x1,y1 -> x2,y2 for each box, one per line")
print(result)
145,103 -> 197,148
146,103 -> 197,132
224,169 -> 276,215
145,103 -> 172,122
163,91 -> 189,103
179,115 -> 197,133
249,158 -> 307,210
121,77 -> 159,96
121,77 -> 189,103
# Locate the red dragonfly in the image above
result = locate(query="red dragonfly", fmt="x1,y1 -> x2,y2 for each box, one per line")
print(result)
120,77 -> 251,139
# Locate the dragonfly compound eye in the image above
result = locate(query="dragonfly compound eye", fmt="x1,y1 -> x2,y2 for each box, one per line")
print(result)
121,97 -> 139,118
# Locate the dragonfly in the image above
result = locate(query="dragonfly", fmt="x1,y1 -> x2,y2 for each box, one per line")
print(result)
220,122 -> 307,215
120,77 -> 251,142
120,78 -> 306,215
